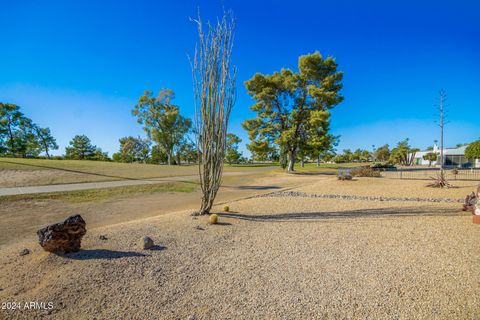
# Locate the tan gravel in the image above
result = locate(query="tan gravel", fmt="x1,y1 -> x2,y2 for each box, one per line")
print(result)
296,176 -> 478,200
0,176 -> 479,319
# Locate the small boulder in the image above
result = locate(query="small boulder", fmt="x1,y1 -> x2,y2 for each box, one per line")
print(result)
140,236 -> 154,250
463,191 -> 477,213
37,214 -> 86,254
99,235 -> 108,241
19,248 -> 30,256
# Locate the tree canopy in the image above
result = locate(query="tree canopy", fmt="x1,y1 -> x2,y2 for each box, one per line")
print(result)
423,152 -> 438,166
225,133 -> 242,164
465,140 -> 480,160
65,135 -> 100,160
373,144 -> 390,162
132,89 -> 191,165
0,103 -> 58,158
242,52 -> 343,171
389,139 -> 419,166
113,136 -> 150,163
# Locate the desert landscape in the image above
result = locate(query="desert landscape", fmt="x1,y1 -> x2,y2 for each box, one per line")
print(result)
1,160 -> 479,319
2,1 -> 479,319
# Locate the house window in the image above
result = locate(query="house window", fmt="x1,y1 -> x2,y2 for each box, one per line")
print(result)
445,155 -> 472,167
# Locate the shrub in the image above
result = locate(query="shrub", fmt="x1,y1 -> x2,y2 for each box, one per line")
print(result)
350,166 -> 381,177
371,162 -> 395,169
337,174 -> 353,181
223,205 -> 229,212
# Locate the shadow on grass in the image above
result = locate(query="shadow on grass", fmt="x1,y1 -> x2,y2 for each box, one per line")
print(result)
287,171 -> 336,176
0,159 -> 199,183
60,249 -> 149,260
218,207 -> 460,222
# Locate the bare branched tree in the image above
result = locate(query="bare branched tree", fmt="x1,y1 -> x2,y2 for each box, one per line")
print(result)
428,89 -> 453,188
190,11 -> 237,215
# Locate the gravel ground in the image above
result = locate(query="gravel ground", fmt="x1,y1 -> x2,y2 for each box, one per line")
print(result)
0,177 -> 479,319
295,177 -> 478,200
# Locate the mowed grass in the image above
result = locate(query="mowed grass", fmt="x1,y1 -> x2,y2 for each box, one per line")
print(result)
277,162 -> 367,174
0,158 -> 277,187
0,181 -> 196,204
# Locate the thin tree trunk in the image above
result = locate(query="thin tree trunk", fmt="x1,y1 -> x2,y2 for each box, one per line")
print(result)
7,116 -> 15,156
287,150 -> 296,172
317,155 -> 320,167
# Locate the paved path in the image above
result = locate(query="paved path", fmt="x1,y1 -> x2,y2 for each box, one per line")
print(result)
0,172 -> 252,196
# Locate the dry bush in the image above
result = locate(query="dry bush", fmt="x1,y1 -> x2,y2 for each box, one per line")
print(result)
350,166 -> 381,177
337,174 -> 353,181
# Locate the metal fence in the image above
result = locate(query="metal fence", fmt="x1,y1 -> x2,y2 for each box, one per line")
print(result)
379,168 -> 480,181
337,166 -> 480,181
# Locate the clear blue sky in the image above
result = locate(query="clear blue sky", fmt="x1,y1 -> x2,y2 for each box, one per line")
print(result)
1,0 -> 479,156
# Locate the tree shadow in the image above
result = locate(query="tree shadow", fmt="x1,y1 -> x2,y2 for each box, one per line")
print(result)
59,249 -> 149,260
149,245 -> 167,251
218,207 -> 461,222
235,185 -> 282,190
288,171 -> 336,176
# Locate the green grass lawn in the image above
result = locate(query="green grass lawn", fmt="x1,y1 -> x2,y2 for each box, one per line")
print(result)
276,162 -> 368,174
0,181 -> 196,204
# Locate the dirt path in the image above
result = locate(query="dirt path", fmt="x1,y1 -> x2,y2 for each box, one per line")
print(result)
0,172 -> 316,247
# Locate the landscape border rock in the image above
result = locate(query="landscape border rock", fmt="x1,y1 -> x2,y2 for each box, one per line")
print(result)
256,191 -> 464,204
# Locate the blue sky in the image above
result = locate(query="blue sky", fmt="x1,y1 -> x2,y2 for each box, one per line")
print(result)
1,0 -> 479,156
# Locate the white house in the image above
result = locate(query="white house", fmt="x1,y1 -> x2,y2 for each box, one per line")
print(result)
413,145 -> 478,168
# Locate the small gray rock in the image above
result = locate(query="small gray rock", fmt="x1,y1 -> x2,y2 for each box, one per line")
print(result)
19,248 -> 30,256
140,236 -> 154,250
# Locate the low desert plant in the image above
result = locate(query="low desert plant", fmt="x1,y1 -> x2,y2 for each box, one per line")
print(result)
426,171 -> 454,188
223,205 -> 230,212
350,166 -> 381,177
209,214 -> 218,224
337,174 -> 353,181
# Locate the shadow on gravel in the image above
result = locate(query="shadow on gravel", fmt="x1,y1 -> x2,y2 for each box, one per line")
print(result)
235,185 -> 282,190
149,245 -> 167,251
218,207 -> 461,222
61,249 -> 148,260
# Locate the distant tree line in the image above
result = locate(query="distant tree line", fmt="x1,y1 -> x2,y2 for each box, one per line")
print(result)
3,97 -> 475,166
328,139 -> 421,166
1,96 -> 246,165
